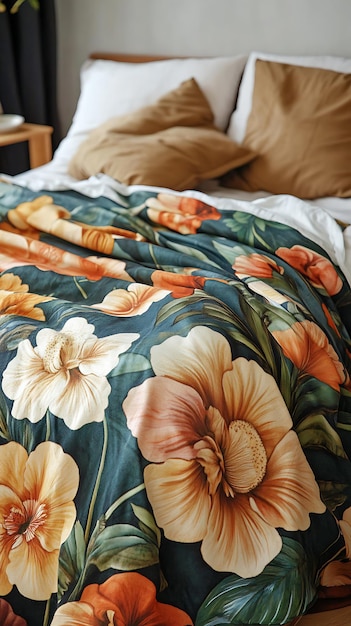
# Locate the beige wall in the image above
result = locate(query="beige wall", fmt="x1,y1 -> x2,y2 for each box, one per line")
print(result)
55,0 -> 351,137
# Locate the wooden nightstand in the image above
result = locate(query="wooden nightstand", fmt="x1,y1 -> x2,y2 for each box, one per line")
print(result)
0,123 -> 53,169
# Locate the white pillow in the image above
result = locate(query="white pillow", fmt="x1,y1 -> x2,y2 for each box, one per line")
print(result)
228,50 -> 351,143
54,55 -> 247,168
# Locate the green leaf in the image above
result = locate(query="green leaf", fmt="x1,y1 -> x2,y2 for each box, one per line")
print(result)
296,413 -> 348,458
0,323 -> 36,351
195,538 -> 316,625
88,523 -> 159,572
318,480 -> 349,511
131,503 -> 161,546
156,293 -> 206,325
109,352 -> 151,376
0,392 -> 10,442
58,520 -> 86,600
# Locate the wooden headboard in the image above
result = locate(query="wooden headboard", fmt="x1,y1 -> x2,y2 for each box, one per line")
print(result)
89,52 -> 185,64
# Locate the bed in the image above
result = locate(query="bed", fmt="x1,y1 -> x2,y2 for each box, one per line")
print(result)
0,50 -> 351,626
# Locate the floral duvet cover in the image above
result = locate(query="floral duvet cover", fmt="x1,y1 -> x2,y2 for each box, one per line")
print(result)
0,180 -> 350,626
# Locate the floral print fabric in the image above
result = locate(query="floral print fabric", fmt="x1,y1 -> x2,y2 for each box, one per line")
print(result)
0,182 -> 350,626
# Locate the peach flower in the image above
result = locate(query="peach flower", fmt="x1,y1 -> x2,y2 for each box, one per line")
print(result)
276,245 -> 343,295
146,193 -> 221,234
123,326 -> 325,578
84,256 -> 132,281
0,231 -> 107,281
151,270 -> 206,297
93,283 -> 169,316
0,441 -> 78,600
272,320 -> 346,391
232,253 -> 282,279
51,572 -> 193,625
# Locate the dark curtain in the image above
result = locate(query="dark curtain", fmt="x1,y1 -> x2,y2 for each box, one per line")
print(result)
0,0 -> 60,174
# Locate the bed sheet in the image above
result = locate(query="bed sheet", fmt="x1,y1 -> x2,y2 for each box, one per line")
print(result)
0,176 -> 350,625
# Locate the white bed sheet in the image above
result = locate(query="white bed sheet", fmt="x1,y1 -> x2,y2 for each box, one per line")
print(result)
2,163 -> 351,287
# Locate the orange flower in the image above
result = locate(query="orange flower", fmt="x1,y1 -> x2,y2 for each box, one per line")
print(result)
93,283 -> 169,316
272,320 -> 346,391
0,273 -> 51,320
151,270 -> 206,297
51,572 -> 193,625
0,441 -> 78,600
321,303 -> 341,336
146,193 -> 221,234
0,599 -> 26,626
232,253 -> 282,279
0,230 -> 107,281
123,326 -> 325,578
276,245 -> 343,295
0,290 -> 50,320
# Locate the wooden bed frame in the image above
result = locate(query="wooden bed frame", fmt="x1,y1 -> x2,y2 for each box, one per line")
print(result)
89,51 -> 187,63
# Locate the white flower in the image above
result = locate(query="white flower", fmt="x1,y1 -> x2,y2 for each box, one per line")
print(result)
2,317 -> 138,429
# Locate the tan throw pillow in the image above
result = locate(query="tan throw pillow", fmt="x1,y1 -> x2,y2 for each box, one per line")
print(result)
222,60 -> 351,199
68,78 -> 254,191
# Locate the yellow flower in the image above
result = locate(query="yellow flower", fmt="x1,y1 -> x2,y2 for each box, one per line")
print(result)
0,441 -> 78,600
2,317 -> 139,429
123,326 -> 325,578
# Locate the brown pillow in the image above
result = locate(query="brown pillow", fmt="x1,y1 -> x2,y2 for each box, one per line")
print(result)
222,60 -> 351,198
68,78 -> 254,191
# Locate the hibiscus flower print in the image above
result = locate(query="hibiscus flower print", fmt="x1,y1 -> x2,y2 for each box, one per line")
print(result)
92,283 -> 169,316
51,572 -> 193,625
151,269 -> 206,297
145,193 -> 221,234
0,230 -> 109,281
4,194 -> 55,237
85,256 -> 132,281
276,245 -> 343,295
2,317 -> 139,429
0,273 -> 52,320
232,252 -> 283,279
0,441 -> 78,601
271,320 -> 346,391
123,326 -> 325,578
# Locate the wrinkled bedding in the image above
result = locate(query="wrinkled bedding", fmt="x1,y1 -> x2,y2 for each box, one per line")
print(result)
0,179 -> 350,626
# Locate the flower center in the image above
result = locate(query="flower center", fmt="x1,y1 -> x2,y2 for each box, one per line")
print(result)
41,332 -> 82,373
4,500 -> 47,548
42,333 -> 70,373
225,420 -> 267,493
195,419 -> 267,497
